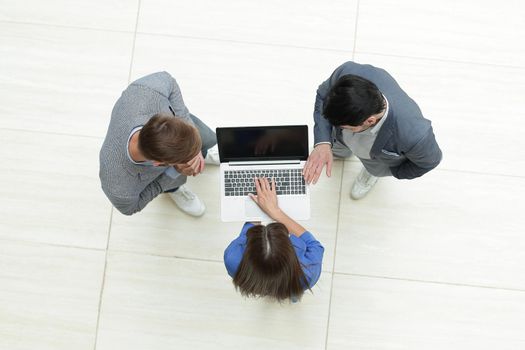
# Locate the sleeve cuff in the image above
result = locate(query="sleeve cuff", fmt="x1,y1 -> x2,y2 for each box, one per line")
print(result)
240,222 -> 256,237
314,141 -> 332,148
298,231 -> 316,243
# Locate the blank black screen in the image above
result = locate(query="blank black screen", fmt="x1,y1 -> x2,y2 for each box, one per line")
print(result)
216,125 -> 308,162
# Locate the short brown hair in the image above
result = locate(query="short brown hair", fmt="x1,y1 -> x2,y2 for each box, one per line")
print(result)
233,223 -> 308,302
138,113 -> 202,163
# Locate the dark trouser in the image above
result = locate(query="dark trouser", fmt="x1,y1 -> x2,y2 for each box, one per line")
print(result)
332,135 -> 392,177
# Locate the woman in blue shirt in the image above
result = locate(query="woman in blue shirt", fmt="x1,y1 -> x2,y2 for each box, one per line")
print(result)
224,177 -> 324,302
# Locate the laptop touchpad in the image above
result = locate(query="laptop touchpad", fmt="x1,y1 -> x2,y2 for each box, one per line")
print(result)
244,199 -> 263,218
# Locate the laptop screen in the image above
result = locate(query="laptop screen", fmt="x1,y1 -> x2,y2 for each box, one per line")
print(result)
216,125 -> 309,162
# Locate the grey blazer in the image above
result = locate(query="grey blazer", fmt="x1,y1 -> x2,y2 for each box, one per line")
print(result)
314,61 -> 442,179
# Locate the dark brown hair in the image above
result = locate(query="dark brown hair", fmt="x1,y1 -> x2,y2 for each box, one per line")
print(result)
233,223 -> 309,302
138,113 -> 202,163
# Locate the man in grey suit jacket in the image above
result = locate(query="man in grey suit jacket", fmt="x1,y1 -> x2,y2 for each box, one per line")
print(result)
99,72 -> 218,216
303,61 -> 442,199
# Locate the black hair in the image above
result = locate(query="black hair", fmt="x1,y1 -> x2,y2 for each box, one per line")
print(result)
322,74 -> 385,126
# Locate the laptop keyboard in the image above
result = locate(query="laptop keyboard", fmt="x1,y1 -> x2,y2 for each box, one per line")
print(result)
224,169 -> 306,196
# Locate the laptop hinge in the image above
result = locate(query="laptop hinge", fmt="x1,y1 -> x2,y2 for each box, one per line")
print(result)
228,160 -> 301,166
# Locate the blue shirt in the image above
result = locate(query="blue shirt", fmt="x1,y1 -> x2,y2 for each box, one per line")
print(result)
224,222 -> 324,288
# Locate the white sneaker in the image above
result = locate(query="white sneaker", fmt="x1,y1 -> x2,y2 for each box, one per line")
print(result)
168,185 -> 206,216
204,144 -> 220,165
351,167 -> 378,200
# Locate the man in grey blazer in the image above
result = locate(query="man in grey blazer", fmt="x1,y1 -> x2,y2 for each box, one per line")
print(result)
99,72 -> 218,216
303,61 -> 442,199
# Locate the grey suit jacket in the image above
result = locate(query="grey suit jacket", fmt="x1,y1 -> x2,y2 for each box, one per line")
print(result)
314,61 -> 442,179
99,72 -> 194,215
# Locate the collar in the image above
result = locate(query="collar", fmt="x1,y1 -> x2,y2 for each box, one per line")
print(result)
370,95 -> 389,135
127,126 -> 153,165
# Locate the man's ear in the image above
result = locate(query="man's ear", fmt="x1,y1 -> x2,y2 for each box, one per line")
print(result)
365,116 -> 376,126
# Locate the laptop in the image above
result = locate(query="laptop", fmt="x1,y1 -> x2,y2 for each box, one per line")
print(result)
217,125 -> 310,222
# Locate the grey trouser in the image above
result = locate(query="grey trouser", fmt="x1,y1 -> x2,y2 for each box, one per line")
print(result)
190,113 -> 217,156
332,138 -> 392,177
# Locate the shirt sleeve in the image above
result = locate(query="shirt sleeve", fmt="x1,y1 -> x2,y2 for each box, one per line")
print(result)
290,231 -> 324,288
223,222 -> 255,277
313,78 -> 334,145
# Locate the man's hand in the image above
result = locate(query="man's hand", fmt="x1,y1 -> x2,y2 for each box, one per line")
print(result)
302,144 -> 333,185
174,152 -> 205,176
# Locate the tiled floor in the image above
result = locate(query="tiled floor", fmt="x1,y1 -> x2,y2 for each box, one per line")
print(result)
1,1 -> 524,349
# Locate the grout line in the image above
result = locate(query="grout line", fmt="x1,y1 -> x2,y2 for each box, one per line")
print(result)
336,272 -> 525,293
434,167 -> 525,179
342,158 -> 525,180
92,206 -> 114,350
324,3 -> 357,346
3,19 -> 525,72
0,18 -> 347,55
323,160 -> 347,350
0,237 -> 106,252
351,0 -> 360,60
160,255 -> 223,264
352,50 -> 525,70
135,31 -> 355,54
126,0 -> 141,84
107,248 -> 224,265
0,19 -> 135,34
2,19 -> 525,70
0,127 -> 104,140
93,4 -> 140,349
132,32 -> 525,71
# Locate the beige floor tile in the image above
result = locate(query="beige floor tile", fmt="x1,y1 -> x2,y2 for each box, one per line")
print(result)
0,240 -> 105,350
356,0 -> 525,67
352,53 -> 525,176
0,22 -> 132,137
109,162 -> 341,271
335,163 -> 525,289
96,252 -> 331,350
0,129 -> 111,249
302,159 -> 344,272
0,0 -> 139,31
138,0 -> 358,50
130,33 -> 350,135
108,165 -> 237,260
327,274 -> 525,350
